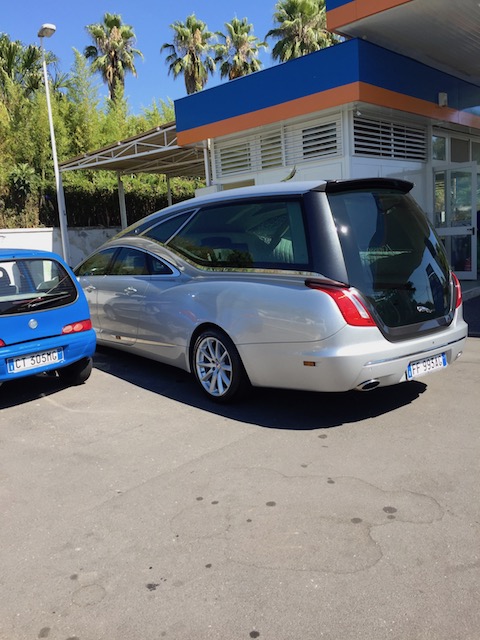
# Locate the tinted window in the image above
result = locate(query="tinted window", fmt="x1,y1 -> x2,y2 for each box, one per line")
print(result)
76,248 -> 117,276
329,189 -> 451,328
167,200 -> 309,269
110,247 -> 173,275
0,258 -> 78,316
77,247 -> 173,277
110,248 -> 148,275
115,210 -> 194,240
143,211 -> 194,243
146,253 -> 174,275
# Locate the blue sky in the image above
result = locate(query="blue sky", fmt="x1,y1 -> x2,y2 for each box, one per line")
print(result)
3,0 -> 278,114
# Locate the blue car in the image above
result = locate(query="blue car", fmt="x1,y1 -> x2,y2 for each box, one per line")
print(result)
0,248 -> 96,387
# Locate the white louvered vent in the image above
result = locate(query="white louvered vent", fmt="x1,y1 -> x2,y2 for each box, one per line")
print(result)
214,116 -> 342,179
285,117 -> 341,165
217,142 -> 251,175
215,129 -> 283,177
261,132 -> 283,168
302,122 -> 339,157
354,117 -> 427,160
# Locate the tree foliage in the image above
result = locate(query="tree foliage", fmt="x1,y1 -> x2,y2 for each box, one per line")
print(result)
266,0 -> 339,62
161,14 -> 216,94
0,32 -> 44,102
215,18 -> 267,80
0,28 -> 196,230
84,13 -> 143,102
1,3 -> 342,229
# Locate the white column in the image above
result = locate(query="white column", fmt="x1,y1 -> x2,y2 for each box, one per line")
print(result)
204,140 -> 211,186
117,173 -> 128,229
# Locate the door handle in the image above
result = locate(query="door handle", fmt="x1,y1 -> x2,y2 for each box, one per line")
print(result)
124,286 -> 137,294
85,285 -> 96,292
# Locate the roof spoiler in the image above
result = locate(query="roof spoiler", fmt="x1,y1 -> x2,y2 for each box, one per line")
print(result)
317,178 -> 414,194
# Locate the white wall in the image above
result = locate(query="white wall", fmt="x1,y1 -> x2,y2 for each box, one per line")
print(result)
252,159 -> 348,184
349,157 -> 428,212
195,159 -> 349,197
0,227 -> 121,267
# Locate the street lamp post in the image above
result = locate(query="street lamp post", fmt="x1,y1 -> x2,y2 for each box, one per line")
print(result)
38,23 -> 70,265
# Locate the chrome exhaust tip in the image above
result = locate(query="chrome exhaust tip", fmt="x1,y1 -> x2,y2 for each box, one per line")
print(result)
356,379 -> 380,391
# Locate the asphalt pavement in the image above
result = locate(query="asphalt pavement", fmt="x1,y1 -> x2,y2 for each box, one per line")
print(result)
1,336 -> 480,640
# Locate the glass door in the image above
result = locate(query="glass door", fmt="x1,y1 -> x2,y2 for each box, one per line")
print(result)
434,165 -> 478,280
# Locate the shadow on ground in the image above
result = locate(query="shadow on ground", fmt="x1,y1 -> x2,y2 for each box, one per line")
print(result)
89,346 -> 427,430
0,345 -> 427,428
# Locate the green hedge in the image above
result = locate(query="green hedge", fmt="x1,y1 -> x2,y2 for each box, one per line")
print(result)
37,182 -> 198,228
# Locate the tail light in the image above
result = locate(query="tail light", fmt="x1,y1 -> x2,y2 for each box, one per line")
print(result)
0,339 -> 5,347
452,272 -> 462,309
305,281 -> 376,327
62,319 -> 92,334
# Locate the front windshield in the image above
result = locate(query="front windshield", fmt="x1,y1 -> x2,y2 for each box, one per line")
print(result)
0,258 -> 78,316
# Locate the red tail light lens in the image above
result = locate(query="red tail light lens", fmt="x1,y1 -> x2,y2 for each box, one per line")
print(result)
452,272 -> 462,309
62,319 -> 92,334
306,282 -> 376,327
0,339 -> 5,347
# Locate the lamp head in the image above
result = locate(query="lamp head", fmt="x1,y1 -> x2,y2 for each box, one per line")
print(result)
38,24 -> 56,38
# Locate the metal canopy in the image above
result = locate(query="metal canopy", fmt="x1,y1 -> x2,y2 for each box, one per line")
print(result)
59,121 -> 207,178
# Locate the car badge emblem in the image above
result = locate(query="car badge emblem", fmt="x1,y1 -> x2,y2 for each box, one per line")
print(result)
28,319 -> 38,329
417,305 -> 433,313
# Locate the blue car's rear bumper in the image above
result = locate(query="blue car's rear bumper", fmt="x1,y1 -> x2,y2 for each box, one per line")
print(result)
0,330 -> 96,382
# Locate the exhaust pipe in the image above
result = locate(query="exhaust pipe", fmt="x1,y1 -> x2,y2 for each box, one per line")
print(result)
355,379 -> 380,391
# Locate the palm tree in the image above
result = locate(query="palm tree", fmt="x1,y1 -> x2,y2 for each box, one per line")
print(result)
161,14 -> 216,95
215,18 -> 267,81
84,13 -> 143,101
266,0 -> 339,62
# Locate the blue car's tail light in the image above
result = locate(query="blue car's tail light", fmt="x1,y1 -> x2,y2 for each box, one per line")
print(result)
62,319 -> 92,334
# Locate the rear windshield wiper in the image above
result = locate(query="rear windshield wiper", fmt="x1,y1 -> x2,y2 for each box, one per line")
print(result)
25,290 -> 72,309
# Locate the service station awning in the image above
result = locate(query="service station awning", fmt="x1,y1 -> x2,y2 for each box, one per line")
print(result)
58,121 -> 210,248
59,121 -> 208,178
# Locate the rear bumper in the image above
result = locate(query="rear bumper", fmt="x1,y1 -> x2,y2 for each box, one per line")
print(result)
238,319 -> 468,393
0,330 -> 96,382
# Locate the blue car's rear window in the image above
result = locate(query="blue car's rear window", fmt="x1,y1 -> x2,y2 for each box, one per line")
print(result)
0,258 -> 78,316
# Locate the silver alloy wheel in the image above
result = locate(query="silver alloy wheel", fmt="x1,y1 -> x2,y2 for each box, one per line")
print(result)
195,335 -> 233,397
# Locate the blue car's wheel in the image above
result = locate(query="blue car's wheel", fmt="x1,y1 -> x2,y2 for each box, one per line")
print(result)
57,357 -> 93,385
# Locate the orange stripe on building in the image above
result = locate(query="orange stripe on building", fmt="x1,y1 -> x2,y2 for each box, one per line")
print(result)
177,80 -> 480,146
327,0 -> 413,32
357,82 -> 480,129
177,84 -> 361,146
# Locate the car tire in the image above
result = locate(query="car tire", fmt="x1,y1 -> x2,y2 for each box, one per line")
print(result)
192,329 -> 249,403
57,357 -> 93,385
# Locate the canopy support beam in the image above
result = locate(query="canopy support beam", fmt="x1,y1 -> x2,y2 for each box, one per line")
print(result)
204,140 -> 211,186
117,173 -> 128,229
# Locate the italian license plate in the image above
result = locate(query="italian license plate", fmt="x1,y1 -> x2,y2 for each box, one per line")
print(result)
407,352 -> 447,380
7,348 -> 64,374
